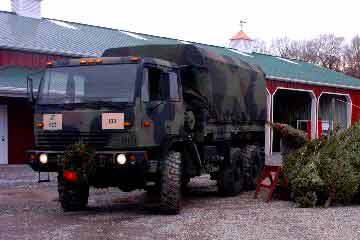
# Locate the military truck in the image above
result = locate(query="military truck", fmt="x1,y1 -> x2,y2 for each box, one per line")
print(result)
28,44 -> 266,214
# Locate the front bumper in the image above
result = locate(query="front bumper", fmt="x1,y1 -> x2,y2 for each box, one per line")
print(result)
27,150 -> 149,173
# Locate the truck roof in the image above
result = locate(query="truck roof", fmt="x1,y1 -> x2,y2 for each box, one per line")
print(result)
47,56 -> 177,68
103,44 -> 267,123
103,44 -> 265,75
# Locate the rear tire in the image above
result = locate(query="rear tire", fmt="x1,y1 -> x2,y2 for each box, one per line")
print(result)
242,145 -> 265,190
58,173 -> 89,211
181,176 -> 190,194
160,151 -> 182,214
218,148 -> 244,196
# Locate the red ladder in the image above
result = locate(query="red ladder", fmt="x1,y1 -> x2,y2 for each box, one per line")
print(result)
254,165 -> 289,202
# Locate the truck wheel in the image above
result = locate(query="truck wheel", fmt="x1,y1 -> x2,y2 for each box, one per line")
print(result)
181,176 -> 191,195
160,151 -> 182,214
218,148 -> 244,196
58,174 -> 89,211
242,145 -> 265,190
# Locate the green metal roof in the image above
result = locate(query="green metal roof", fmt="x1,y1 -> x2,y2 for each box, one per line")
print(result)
0,11 -> 180,57
206,47 -> 360,89
0,10 -> 359,90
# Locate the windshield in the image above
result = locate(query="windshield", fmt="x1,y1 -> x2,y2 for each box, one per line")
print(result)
38,64 -> 138,104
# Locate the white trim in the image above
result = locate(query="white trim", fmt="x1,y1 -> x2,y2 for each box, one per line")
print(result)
0,105 -> 8,164
275,57 -> 299,65
268,75 -> 360,90
265,87 -> 271,96
272,87 -> 317,139
0,87 -> 27,91
318,92 -> 352,128
119,31 -> 147,40
273,87 -> 316,95
0,88 -> 28,98
271,91 -> 275,153
228,49 -> 254,57
4,105 -> 7,165
318,91 -> 351,99
48,20 -> 78,30
178,40 -> 191,44
265,90 -> 271,158
308,89 -> 318,139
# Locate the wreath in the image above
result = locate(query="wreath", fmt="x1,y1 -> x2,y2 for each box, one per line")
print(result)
63,143 -> 96,181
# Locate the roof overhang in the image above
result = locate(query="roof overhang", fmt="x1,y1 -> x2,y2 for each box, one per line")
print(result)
0,45 -> 93,58
0,87 -> 28,98
267,75 -> 360,91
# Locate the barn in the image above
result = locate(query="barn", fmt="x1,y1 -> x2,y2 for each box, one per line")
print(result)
0,1 -> 360,164
228,31 -> 360,161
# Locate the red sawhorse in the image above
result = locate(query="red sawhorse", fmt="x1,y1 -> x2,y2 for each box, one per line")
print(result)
254,165 -> 289,202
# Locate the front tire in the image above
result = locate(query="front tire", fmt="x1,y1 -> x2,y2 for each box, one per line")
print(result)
160,151 -> 182,214
58,173 -> 89,211
218,148 -> 244,196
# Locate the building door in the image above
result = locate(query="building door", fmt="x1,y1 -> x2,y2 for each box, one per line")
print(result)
0,105 -> 8,164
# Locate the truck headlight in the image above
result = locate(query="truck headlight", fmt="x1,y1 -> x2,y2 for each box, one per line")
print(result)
39,153 -> 48,164
116,154 -> 126,165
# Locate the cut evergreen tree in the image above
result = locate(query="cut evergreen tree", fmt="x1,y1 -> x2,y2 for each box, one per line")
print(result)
283,122 -> 360,207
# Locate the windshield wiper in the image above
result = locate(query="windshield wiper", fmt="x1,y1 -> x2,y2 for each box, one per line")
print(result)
148,101 -> 165,112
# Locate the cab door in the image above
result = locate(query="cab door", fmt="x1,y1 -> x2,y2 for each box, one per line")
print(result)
140,65 -> 183,144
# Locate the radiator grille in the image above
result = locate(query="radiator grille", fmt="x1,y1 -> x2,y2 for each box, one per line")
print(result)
36,132 -> 136,149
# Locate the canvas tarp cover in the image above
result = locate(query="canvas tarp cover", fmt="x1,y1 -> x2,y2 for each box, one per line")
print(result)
103,44 -> 267,123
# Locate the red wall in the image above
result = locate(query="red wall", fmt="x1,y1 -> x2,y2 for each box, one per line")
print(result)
0,49 -> 63,68
0,49 -> 66,164
8,99 -> 34,164
266,79 -> 360,124
0,98 -> 34,164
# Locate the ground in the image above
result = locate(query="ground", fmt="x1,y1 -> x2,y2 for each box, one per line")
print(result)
1,166 -> 360,240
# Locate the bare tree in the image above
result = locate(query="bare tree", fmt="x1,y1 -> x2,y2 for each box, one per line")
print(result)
296,40 -> 318,63
270,38 -> 317,62
269,34 -> 345,72
252,38 -> 269,54
270,37 -> 294,58
343,35 -> 360,78
312,34 -> 345,71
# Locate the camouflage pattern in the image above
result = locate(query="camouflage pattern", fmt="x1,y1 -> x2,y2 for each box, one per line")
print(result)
30,44 -> 267,194
33,44 -> 266,151
34,56 -> 185,151
104,44 -> 267,126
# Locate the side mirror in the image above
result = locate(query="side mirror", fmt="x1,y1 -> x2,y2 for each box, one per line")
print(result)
27,76 -> 36,104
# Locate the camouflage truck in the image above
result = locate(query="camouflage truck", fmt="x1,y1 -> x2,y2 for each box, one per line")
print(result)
27,44 -> 266,214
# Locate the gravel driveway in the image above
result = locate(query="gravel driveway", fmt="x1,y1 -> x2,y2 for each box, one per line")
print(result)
1,165 -> 360,240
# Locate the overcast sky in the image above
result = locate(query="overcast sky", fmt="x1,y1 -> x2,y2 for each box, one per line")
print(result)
0,0 -> 359,46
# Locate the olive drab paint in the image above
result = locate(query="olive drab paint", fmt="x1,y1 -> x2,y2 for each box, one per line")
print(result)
103,44 -> 267,126
29,44 -> 267,212
32,44 -> 266,150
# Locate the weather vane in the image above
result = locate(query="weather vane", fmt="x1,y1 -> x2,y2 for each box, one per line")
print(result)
239,20 -> 247,31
